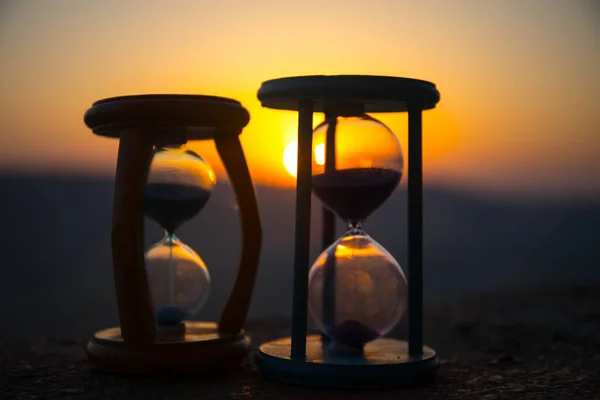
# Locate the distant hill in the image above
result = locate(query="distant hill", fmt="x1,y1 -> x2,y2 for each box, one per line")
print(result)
1,173 -> 599,340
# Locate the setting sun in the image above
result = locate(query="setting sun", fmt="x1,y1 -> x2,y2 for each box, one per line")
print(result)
283,141 -> 325,178
0,1 -> 598,196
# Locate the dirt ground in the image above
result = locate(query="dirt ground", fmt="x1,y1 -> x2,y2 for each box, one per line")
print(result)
1,285 -> 599,399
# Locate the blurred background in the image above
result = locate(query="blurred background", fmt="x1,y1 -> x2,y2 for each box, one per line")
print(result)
0,0 -> 598,340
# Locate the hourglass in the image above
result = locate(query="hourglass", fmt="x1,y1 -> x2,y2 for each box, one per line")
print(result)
255,75 -> 440,388
83,94 -> 262,373
308,109 -> 407,350
144,139 -> 214,329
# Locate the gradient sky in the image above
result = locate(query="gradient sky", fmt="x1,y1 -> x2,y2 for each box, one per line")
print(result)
0,0 -> 598,198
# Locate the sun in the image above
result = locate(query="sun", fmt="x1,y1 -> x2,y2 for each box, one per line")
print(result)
283,140 -> 325,177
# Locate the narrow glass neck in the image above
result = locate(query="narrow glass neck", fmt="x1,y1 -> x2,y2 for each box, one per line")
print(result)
162,231 -> 179,242
347,221 -> 364,235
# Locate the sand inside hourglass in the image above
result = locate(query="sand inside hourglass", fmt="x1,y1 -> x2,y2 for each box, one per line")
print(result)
145,183 -> 213,233
328,320 -> 382,349
145,183 -> 212,325
312,167 -> 402,222
312,167 -> 403,349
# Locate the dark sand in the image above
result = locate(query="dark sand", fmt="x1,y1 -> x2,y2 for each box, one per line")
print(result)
327,319 -> 381,349
145,183 -> 211,233
154,306 -> 188,326
312,168 -> 401,222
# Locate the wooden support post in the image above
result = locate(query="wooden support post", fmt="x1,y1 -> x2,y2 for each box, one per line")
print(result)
408,107 -> 424,356
290,100 -> 314,360
217,134 -> 263,334
111,128 -> 156,345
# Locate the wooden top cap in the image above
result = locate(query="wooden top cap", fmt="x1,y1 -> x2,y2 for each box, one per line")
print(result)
257,75 -> 440,113
84,94 -> 250,141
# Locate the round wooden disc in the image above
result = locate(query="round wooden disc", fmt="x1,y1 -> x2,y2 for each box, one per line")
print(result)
256,335 -> 438,389
86,321 -> 251,374
257,75 -> 440,113
84,94 -> 250,140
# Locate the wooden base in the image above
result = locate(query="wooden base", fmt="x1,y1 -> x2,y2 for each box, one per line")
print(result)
86,321 -> 250,374
256,335 -> 438,389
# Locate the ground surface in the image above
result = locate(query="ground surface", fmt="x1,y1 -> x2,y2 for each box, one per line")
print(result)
1,286 -> 599,399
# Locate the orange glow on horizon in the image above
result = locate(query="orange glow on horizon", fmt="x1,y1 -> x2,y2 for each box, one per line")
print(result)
0,0 -> 598,196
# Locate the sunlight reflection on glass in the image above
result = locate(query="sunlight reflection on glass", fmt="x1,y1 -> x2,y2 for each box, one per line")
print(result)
284,140 -> 324,178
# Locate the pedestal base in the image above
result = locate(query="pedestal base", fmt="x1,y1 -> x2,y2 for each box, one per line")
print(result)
256,335 -> 438,389
86,321 -> 250,374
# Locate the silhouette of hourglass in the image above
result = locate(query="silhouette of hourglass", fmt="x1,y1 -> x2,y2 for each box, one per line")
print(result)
144,137 -> 215,329
255,75 -> 440,388
83,94 -> 262,373
308,106 -> 407,350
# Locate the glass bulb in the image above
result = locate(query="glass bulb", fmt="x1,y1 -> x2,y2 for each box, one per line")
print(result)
145,233 -> 211,326
308,227 -> 408,349
145,144 -> 216,233
311,113 -> 403,223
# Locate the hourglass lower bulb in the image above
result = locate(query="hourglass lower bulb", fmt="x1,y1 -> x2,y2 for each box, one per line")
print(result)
308,228 -> 407,348
145,234 -> 211,325
144,143 -> 216,326
307,110 -> 408,349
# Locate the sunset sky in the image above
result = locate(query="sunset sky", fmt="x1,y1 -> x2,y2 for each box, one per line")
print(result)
0,0 -> 598,198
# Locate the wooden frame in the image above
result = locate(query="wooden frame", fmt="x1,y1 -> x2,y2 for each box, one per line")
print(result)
83,94 -> 262,373
255,75 -> 441,388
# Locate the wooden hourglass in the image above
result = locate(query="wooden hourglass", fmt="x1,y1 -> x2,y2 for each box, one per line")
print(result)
83,94 -> 262,373
255,75 -> 440,388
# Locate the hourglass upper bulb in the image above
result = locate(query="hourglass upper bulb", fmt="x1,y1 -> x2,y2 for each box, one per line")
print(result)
145,144 -> 216,233
311,112 -> 403,222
